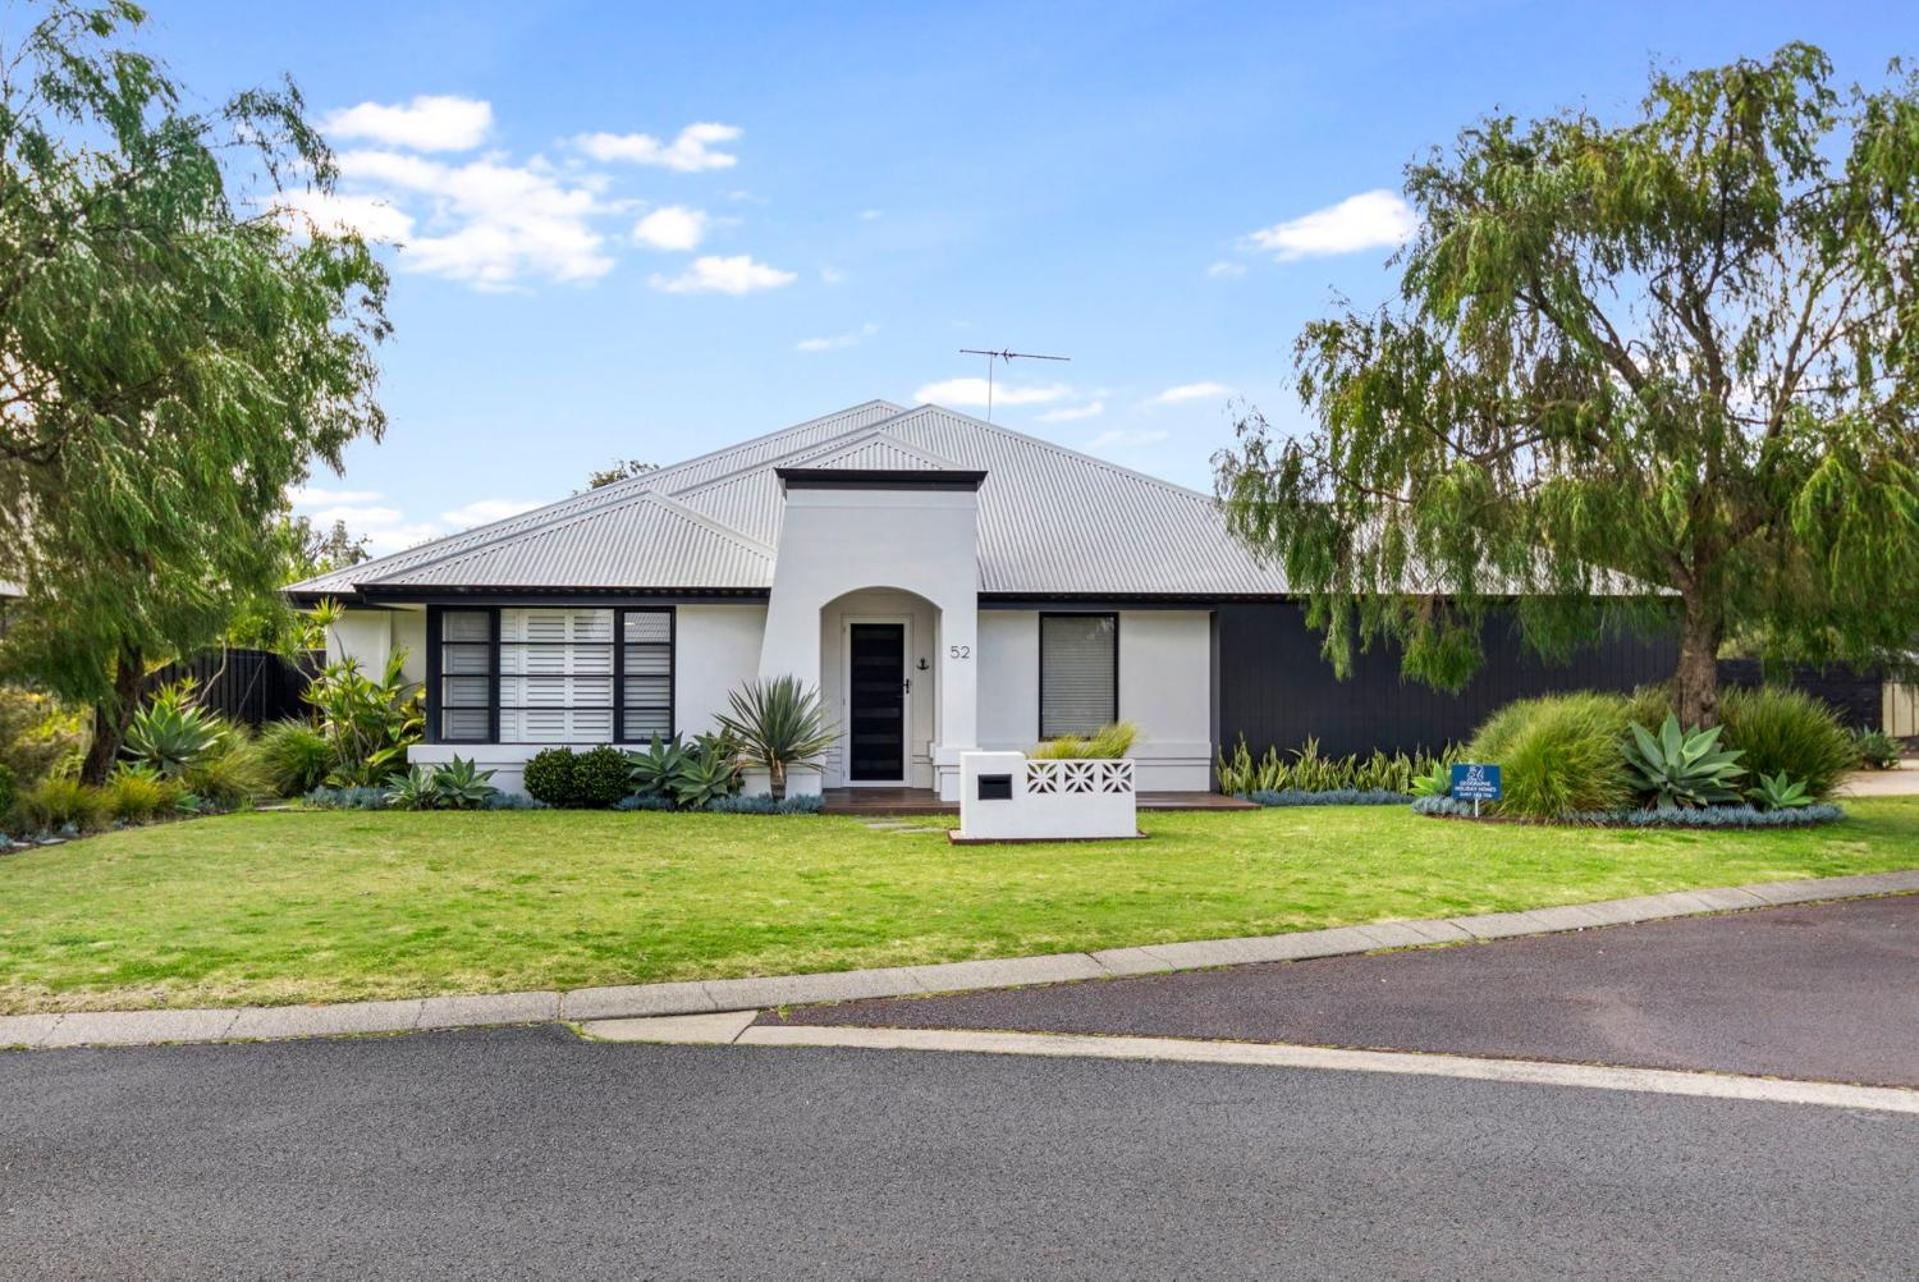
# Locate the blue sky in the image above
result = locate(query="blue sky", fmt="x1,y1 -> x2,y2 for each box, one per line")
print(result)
144,0 -> 1913,553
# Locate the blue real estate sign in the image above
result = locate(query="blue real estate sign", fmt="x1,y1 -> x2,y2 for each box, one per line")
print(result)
1450,762 -> 1502,803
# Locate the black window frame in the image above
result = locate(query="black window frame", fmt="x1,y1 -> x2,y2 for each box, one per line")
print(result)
1037,611 -> 1120,740
426,604 -> 675,745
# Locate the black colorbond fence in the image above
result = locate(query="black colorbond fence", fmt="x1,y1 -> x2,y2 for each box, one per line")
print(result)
153,648 -> 322,728
1717,658 -> 1884,732
1214,602 -> 1680,761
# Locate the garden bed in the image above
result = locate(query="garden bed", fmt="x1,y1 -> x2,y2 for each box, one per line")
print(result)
1411,795 -> 1847,828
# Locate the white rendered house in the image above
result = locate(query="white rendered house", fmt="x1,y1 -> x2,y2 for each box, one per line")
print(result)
289,398 -> 1677,799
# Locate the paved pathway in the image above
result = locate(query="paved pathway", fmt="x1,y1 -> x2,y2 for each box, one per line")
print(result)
4,1026 -> 1915,1278
765,894 -> 1919,1087
1840,759 -> 1919,797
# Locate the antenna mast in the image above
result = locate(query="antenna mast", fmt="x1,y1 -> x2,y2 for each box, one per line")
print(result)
958,348 -> 1071,422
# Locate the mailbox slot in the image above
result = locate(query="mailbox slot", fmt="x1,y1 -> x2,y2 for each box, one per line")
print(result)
977,773 -> 1013,801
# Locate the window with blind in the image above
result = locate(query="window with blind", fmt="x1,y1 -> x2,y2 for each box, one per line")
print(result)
432,606 -> 673,744
1038,613 -> 1118,738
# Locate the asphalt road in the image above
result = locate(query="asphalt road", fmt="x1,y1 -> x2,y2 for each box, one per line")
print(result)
3,1025 -> 1916,1279
769,894 -> 1919,1087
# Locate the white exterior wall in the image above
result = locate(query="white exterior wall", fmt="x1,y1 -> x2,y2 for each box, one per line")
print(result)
391,608 -> 427,686
1117,610 -> 1213,790
975,608 -> 1213,792
327,609 -> 393,673
674,604 -> 767,740
758,484 -> 979,799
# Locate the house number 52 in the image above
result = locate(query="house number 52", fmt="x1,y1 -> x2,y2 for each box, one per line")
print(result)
948,644 -> 971,659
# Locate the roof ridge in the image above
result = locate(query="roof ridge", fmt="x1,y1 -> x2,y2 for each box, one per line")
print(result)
805,427 -> 970,471
901,402 -> 1226,510
297,399 -> 897,592
661,404 -> 927,497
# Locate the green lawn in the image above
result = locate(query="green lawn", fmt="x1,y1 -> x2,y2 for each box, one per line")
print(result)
3,800 -> 1916,1014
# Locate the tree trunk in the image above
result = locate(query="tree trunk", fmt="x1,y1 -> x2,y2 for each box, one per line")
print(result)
1672,600 -> 1723,730
79,643 -> 145,785
769,760 -> 786,802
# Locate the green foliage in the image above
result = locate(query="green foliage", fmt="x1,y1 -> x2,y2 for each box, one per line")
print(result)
302,653 -> 423,786
0,2 -> 390,779
1715,686 -> 1858,799
1214,44 -> 1919,728
573,746 -> 632,809
120,680 -> 220,776
1748,771 -> 1815,812
1215,733 -> 1453,797
0,686 -> 86,786
1853,728 -> 1902,770
716,675 -> 839,799
1032,721 -> 1140,760
258,720 -> 333,797
433,756 -> 500,810
522,748 -> 580,807
178,727 -> 270,811
20,776 -> 106,832
1623,715 -> 1748,809
625,734 -> 689,797
1409,761 -> 1452,799
383,767 -> 440,812
670,748 -> 742,810
0,761 -> 16,823
1465,693 -> 1635,820
103,766 -> 177,823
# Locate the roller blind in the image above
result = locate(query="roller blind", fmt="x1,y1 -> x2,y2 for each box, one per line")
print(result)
1039,614 -> 1117,738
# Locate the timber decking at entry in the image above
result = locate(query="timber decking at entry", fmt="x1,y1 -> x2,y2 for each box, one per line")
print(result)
821,788 -> 1257,817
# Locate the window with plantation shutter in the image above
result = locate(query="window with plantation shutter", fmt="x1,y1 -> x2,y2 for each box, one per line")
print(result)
429,605 -> 674,745
1039,613 -> 1117,739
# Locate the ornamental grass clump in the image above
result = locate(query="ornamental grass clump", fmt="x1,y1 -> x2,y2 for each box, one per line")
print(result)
1031,721 -> 1140,760
1463,692 -> 1634,820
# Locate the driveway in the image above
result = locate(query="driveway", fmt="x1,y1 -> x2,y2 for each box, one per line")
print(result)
763,894 -> 1919,1087
4,1026 -> 1916,1278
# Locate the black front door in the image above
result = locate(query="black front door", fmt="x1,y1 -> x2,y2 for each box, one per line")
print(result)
847,623 -> 905,781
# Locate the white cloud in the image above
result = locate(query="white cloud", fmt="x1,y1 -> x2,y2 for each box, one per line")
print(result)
337,149 -> 614,288
632,205 -> 708,251
1037,400 -> 1105,423
574,122 -> 743,172
914,378 -> 1071,408
1089,428 -> 1170,451
289,486 -> 547,555
442,498 -> 544,527
273,190 -> 415,242
796,323 -> 878,353
1246,188 -> 1417,261
649,254 -> 796,295
323,95 -> 492,151
1153,381 -> 1233,404
1206,260 -> 1246,278
858,209 -> 884,221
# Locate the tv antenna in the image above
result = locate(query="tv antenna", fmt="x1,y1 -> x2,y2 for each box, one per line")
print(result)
958,347 -> 1071,422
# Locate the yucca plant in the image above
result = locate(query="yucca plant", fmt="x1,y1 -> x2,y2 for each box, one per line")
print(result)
1747,770 -> 1814,812
1623,714 -> 1747,809
716,675 -> 839,800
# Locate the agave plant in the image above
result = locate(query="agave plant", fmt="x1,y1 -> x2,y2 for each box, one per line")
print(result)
1409,761 -> 1453,799
625,734 -> 689,797
716,675 -> 839,800
1747,770 -> 1814,812
122,680 -> 222,777
433,756 -> 499,810
385,765 -> 444,811
1623,714 -> 1747,808
671,748 -> 741,809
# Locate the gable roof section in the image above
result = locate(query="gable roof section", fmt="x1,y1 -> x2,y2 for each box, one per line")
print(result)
292,398 -> 1291,600
288,399 -> 901,598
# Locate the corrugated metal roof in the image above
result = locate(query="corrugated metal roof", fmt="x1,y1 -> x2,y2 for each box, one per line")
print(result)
294,399 -> 1290,597
288,399 -> 901,596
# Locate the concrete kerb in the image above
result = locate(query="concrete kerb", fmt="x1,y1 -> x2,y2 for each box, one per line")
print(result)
8,867 -> 1918,1052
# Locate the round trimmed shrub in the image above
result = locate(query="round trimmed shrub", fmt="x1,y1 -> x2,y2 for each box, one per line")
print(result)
521,747 -> 579,807
573,745 -> 631,808
1465,692 -> 1634,820
1716,685 -> 1857,799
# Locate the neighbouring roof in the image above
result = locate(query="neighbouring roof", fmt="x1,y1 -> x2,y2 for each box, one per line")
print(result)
288,399 -> 1291,600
